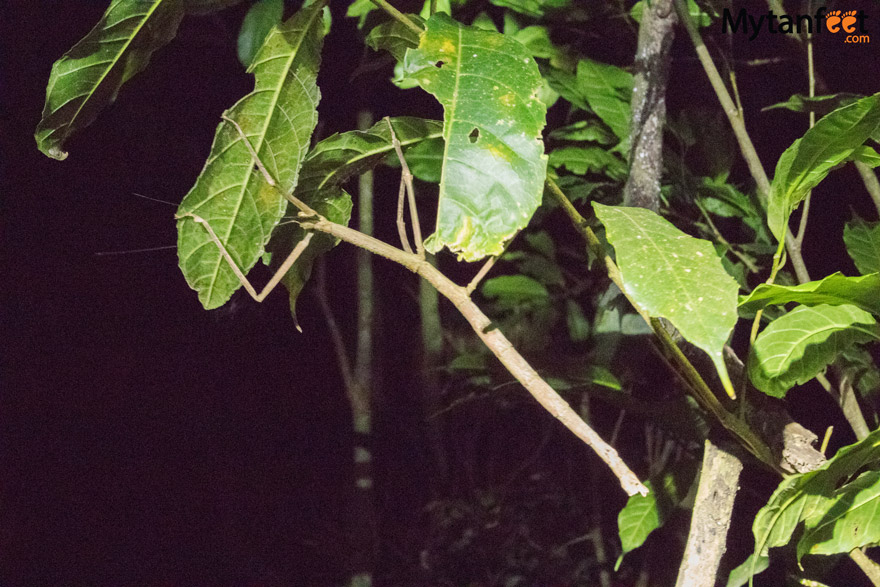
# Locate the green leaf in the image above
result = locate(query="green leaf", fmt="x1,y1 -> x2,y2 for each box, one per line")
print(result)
549,146 -> 626,180
35,0 -> 186,160
738,272 -> 880,316
767,93 -> 880,242
366,15 -> 425,61
482,275 -> 549,305
268,116 -> 443,318
726,553 -> 770,587
799,469 -> 880,559
751,428 -> 880,576
346,0 -> 377,28
237,0 -> 284,68
548,120 -> 615,144
593,203 -> 740,397
302,117 -> 443,191
617,461 -> 696,565
575,59 -> 633,144
543,66 -> 590,111
565,300 -> 590,342
748,304 -> 880,398
762,93 -> 862,115
851,145 -> 880,168
387,137 -> 444,183
176,1 -> 326,309
403,14 -> 548,261
844,217 -> 880,275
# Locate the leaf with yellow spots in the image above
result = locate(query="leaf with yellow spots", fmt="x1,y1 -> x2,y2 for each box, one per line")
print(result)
175,1 -> 325,309
593,203 -> 740,398
403,14 -> 548,261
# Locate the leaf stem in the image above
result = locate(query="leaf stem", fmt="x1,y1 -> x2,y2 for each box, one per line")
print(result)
855,161 -> 880,218
850,548 -> 880,587
368,0 -> 424,35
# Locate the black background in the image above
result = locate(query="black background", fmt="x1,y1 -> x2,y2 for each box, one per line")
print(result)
3,0 -> 880,585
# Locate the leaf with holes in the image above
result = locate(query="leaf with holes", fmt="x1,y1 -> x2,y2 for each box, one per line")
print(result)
767,93 -> 880,242
748,304 -> 880,398
35,0 -> 185,160
593,203 -> 740,397
844,216 -> 880,275
267,116 -> 443,320
176,1 -> 325,310
403,13 -> 548,261
738,272 -> 880,316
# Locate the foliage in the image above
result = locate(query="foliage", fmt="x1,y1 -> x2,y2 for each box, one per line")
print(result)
34,0 -> 880,584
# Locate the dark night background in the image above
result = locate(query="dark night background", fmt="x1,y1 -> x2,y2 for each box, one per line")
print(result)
3,0 -> 880,585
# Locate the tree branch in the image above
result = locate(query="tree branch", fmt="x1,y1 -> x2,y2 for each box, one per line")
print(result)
298,214 -> 648,496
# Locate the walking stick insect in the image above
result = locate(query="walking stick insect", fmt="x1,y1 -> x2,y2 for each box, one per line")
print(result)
175,115 -> 424,303
174,114 -> 648,497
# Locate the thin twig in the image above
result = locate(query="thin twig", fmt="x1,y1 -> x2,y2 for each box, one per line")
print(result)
314,258 -> 360,408
674,0 -> 811,284
386,117 -> 424,256
466,255 -> 499,294
396,176 -> 413,254
368,0 -> 423,36
855,161 -> 880,218
850,548 -> 880,587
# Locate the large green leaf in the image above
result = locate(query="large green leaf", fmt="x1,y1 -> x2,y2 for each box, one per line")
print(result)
269,116 -> 443,318
767,93 -> 880,241
35,0 -> 186,160
403,13 -> 549,261
176,1 -> 325,309
739,272 -> 880,316
749,428 -> 880,581
748,304 -> 880,398
575,59 -> 633,144
799,469 -> 880,559
844,217 -> 880,275
593,203 -> 740,397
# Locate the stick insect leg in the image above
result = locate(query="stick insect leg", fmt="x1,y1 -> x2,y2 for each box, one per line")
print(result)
177,211 -> 314,303
385,117 -> 424,257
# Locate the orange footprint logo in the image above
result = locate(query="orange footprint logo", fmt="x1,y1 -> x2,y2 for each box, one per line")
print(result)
826,9 -> 842,32
841,10 -> 858,33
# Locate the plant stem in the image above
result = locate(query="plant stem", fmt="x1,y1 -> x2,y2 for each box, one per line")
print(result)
850,548 -> 880,587
856,161 -> 880,218
368,0 -> 423,35
546,177 -> 781,473
674,0 -> 811,284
